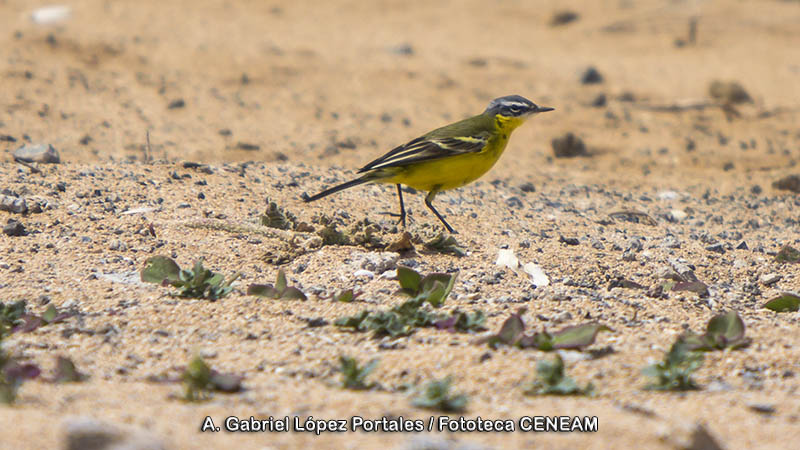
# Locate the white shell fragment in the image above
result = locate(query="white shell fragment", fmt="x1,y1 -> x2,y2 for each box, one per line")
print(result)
31,5 -> 72,25
495,249 -> 519,270
523,262 -> 550,287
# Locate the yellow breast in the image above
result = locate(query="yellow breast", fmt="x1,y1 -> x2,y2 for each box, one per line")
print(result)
380,115 -> 525,192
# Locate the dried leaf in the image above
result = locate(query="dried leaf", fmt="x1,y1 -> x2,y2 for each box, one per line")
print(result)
763,293 -> 800,312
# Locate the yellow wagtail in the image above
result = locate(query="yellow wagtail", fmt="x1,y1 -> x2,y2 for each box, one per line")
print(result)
303,95 -> 553,233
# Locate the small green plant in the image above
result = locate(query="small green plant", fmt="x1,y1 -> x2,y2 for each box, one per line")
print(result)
411,376 -> 467,413
763,293 -> 800,312
433,310 -> 487,333
396,266 -> 457,307
141,256 -> 240,300
642,341 -> 703,391
479,309 -> 611,351
524,354 -> 594,396
423,233 -> 466,256
335,300 -> 435,338
261,199 -> 297,230
775,245 -> 800,263
339,356 -> 378,390
349,219 -> 385,248
335,268 -> 480,337
0,347 -> 41,404
247,269 -> 307,300
314,216 -> 351,246
1,301 -> 71,336
182,355 -> 243,402
677,311 -> 749,351
0,301 -> 27,338
335,299 -> 485,338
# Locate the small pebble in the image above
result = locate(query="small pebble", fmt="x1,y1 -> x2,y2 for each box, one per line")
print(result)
551,132 -> 587,158
759,273 -> 781,286
353,269 -> 375,279
581,66 -> 603,84
3,219 -> 27,236
13,143 -> 60,163
0,194 -> 28,214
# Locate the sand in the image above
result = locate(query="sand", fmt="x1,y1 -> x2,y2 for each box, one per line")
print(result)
2,0 -> 800,448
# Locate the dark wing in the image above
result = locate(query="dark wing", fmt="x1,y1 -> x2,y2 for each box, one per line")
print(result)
358,133 -> 490,173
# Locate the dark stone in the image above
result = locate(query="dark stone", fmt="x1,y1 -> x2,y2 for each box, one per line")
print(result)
550,11 -> 579,26
581,66 -> 603,84
772,174 -> 800,193
167,99 -> 185,109
3,219 -> 26,236
551,132 -> 587,158
13,143 -> 60,163
559,236 -> 580,246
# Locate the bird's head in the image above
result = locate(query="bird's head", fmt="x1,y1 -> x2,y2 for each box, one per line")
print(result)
484,95 -> 554,120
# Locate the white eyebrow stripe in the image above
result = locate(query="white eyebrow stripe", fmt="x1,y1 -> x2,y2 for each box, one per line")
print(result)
499,101 -> 528,108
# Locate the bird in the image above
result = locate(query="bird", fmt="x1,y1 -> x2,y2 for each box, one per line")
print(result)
302,95 -> 553,233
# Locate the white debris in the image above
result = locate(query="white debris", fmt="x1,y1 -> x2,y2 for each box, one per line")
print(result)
523,262 -> 550,287
495,249 -> 519,270
120,206 -> 159,215
669,209 -> 687,222
353,269 -> 375,279
759,273 -> 781,286
379,269 -> 397,280
658,190 -> 679,201
31,5 -> 71,25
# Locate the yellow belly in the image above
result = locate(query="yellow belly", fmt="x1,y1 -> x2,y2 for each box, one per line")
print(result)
379,137 -> 509,192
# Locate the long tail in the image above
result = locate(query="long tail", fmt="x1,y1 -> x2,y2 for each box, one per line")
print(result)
302,176 -> 371,202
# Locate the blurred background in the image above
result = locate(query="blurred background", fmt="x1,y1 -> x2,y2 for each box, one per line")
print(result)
1,0 -> 799,188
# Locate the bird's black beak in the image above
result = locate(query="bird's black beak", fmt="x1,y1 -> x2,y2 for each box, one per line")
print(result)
536,106 -> 554,113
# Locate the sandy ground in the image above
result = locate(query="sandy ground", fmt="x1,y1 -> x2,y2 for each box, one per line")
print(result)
2,0 -> 800,448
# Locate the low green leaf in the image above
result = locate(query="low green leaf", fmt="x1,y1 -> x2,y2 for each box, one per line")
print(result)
519,332 -> 554,351
275,269 -> 288,293
334,289 -> 355,303
423,233 -> 467,256
422,281 -> 447,308
551,323 -> 613,350
334,311 -> 370,329
672,281 -> 709,296
763,293 -> 800,312
280,287 -> 307,301
53,356 -> 87,383
206,273 -> 225,288
41,305 -> 57,323
419,273 -> 453,294
141,256 -> 181,284
676,332 -> 710,351
397,266 -> 422,294
247,284 -> 279,298
706,311 -> 745,347
496,312 -> 525,346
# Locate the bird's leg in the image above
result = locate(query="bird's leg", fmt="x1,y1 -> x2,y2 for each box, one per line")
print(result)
379,184 -> 408,227
424,190 -> 456,234
395,184 -> 406,228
